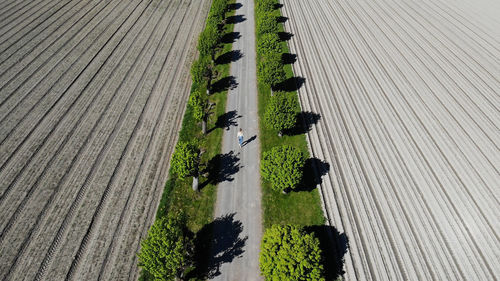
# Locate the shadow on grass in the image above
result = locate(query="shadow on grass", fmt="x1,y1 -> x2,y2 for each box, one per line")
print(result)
278,31 -> 293,41
188,213 -> 247,279
215,50 -> 243,65
294,158 -> 330,192
221,31 -> 241,44
282,53 -> 296,64
284,111 -> 321,136
226,15 -> 246,24
274,76 -> 306,92
304,225 -> 349,280
211,76 -> 238,94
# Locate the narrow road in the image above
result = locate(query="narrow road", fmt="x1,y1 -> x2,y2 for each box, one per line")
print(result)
210,0 -> 263,280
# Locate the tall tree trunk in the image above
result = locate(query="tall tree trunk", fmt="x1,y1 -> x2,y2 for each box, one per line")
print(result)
202,117 -> 207,135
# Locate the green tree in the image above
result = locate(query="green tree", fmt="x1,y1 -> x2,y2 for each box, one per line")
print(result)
264,91 -> 297,136
261,145 -> 305,192
260,224 -> 324,281
257,33 -> 282,56
256,0 -> 275,14
209,0 -> 228,24
198,23 -> 220,60
171,141 -> 200,191
257,52 -> 286,89
256,10 -> 279,35
190,56 -> 212,88
138,212 -> 193,281
189,90 -> 209,134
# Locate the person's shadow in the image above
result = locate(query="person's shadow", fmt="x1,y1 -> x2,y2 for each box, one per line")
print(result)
188,213 -> 248,279
241,135 -> 256,147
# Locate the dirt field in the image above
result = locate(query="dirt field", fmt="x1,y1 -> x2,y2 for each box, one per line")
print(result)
282,0 -> 500,280
0,0 -> 210,280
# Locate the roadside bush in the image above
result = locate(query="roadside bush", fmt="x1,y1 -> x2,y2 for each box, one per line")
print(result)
257,32 -> 282,56
198,23 -> 220,60
209,0 -> 228,24
171,141 -> 199,179
264,91 -> 297,135
256,10 -> 279,35
255,0 -> 276,13
260,224 -> 324,281
261,145 -> 305,192
138,211 -> 193,281
191,56 -> 212,86
257,52 -> 286,88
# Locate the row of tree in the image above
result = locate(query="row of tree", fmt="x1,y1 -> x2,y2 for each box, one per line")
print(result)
256,1 -> 325,280
138,0 -> 231,280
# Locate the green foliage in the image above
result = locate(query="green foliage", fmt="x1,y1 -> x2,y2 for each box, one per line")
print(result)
257,52 -> 286,87
171,141 -> 200,179
198,23 -> 220,58
191,56 -> 211,86
138,212 -> 193,281
256,10 -> 279,35
264,91 -> 297,133
255,0 -> 276,14
189,89 -> 208,122
260,224 -> 325,281
257,33 -> 282,56
209,0 -> 228,24
261,145 -> 305,192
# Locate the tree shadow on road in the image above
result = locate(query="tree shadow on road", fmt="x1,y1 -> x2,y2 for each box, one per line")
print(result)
188,213 -> 248,279
211,76 -> 238,94
304,225 -> 349,280
208,110 -> 242,133
226,15 -> 246,24
221,31 -> 241,43
295,157 -> 330,192
215,50 -> 243,65
228,2 -> 242,10
200,151 -> 241,189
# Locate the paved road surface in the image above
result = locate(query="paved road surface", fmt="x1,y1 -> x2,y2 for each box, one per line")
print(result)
211,0 -> 263,280
281,0 -> 500,280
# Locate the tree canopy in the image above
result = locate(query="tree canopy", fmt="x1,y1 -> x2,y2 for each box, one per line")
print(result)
257,52 -> 286,87
257,33 -> 282,56
260,224 -> 325,281
197,23 -> 220,59
138,212 -> 192,281
171,141 -> 200,179
261,145 -> 305,192
264,91 -> 297,134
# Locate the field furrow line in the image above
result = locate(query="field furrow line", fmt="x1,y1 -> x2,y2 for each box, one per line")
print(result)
0,0 -> 71,42
0,0 -> 120,134
0,0 -> 23,15
0,0 -> 90,67
0,0 -> 46,30
0,2 -> 154,280
0,0 -> 133,214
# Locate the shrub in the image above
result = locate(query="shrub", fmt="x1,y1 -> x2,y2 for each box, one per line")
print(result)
171,141 -> 200,179
257,52 -> 286,87
257,32 -> 282,56
264,91 -> 297,134
255,0 -> 276,13
261,145 -> 305,192
260,224 -> 325,281
209,0 -> 227,24
138,211 -> 193,281
198,23 -> 220,59
190,56 -> 211,86
189,89 -> 207,122
256,10 -> 279,35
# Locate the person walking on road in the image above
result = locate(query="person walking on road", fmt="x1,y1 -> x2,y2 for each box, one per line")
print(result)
237,128 -> 244,148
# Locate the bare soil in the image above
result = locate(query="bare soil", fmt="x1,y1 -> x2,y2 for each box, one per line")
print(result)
282,0 -> 500,280
0,0 -> 211,280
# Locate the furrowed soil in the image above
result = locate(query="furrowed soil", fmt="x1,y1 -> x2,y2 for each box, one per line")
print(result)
282,0 -> 500,280
0,0 -> 211,280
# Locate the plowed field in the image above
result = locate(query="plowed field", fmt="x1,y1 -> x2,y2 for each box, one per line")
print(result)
0,0 -> 210,280
282,0 -> 500,280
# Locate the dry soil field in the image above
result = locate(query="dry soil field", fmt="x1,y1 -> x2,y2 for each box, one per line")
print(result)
0,0 -> 210,280
282,0 -> 500,280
